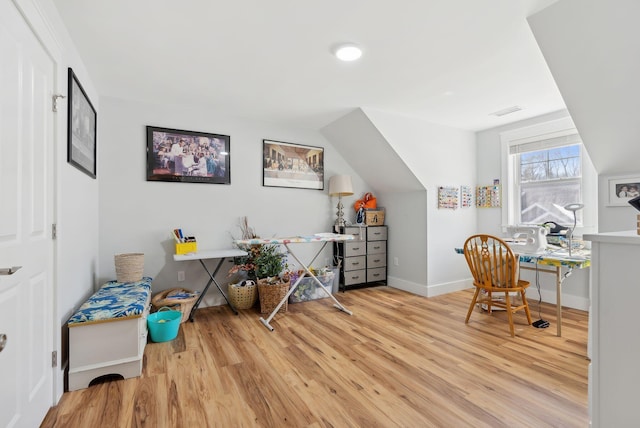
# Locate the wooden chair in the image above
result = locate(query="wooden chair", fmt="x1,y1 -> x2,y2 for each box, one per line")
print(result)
463,234 -> 532,337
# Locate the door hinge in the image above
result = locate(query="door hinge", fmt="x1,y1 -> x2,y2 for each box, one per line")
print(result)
52,224 -> 57,240
51,350 -> 57,368
52,94 -> 65,112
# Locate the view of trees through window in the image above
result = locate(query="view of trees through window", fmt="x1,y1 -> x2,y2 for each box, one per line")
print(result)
517,144 -> 582,225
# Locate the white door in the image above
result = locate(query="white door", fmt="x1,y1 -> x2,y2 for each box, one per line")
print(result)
0,0 -> 55,426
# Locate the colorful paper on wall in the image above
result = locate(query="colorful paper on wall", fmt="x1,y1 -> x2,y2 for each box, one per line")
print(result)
476,185 -> 501,208
438,186 -> 459,209
461,186 -> 473,208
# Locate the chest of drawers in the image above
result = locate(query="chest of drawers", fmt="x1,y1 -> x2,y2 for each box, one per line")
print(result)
335,225 -> 387,290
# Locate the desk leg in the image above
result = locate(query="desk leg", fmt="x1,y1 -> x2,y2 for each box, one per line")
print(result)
556,266 -> 562,337
189,258 -> 238,321
258,242 -> 352,331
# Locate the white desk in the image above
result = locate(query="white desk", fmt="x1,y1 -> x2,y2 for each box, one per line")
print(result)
233,234 -> 354,331
173,248 -> 247,320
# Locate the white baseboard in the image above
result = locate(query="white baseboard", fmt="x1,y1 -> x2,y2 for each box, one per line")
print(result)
388,275 -> 589,311
387,276 -> 471,297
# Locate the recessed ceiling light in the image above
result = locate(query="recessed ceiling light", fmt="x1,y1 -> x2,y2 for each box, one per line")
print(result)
334,44 -> 362,62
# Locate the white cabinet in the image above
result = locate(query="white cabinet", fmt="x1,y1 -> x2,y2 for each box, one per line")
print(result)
583,230 -> 640,427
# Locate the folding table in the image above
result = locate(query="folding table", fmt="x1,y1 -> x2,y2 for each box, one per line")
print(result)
233,233 -> 354,331
173,248 -> 247,321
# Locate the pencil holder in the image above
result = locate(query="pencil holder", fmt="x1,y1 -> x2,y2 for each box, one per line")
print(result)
175,242 -> 197,255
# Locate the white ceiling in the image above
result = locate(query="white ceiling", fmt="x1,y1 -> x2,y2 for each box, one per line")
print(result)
52,0 -> 564,132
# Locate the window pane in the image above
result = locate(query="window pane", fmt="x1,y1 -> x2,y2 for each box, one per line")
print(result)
520,180 -> 582,225
520,144 -> 581,183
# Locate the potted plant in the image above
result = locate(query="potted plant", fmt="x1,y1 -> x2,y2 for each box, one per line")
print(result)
254,244 -> 290,314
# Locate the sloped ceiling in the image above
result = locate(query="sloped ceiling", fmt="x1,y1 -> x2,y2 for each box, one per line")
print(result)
529,0 -> 640,175
321,109 -> 424,193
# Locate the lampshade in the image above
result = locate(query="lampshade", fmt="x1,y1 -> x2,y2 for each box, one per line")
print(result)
564,203 -> 584,212
328,175 -> 354,197
629,196 -> 640,212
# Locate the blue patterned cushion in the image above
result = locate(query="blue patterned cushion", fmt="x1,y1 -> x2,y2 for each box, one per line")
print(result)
68,277 -> 152,326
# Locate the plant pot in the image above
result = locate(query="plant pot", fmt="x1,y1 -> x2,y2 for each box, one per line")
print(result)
257,279 -> 290,314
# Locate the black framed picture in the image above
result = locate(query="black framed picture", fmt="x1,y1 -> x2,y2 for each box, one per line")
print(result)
67,68 -> 97,178
262,139 -> 324,190
146,126 -> 230,184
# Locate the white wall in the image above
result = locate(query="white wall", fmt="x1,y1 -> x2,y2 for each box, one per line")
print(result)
98,97 -> 367,307
598,174 -> 640,233
362,109 -> 476,296
475,109 -> 589,309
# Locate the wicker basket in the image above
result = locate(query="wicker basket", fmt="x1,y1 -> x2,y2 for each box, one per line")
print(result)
228,281 -> 258,310
114,253 -> 144,283
365,209 -> 385,226
152,288 -> 199,323
257,279 -> 290,314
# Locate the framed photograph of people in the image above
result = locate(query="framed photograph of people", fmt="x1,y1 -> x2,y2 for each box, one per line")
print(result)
607,175 -> 640,206
146,126 -> 231,184
67,68 -> 97,178
262,139 -> 324,190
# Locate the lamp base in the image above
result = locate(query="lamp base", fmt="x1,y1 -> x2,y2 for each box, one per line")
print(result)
334,198 -> 346,228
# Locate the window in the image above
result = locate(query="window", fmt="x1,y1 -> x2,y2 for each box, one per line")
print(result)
501,116 -> 597,232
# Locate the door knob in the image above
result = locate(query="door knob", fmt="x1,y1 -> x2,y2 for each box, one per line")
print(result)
0,266 -> 22,275
0,334 -> 6,352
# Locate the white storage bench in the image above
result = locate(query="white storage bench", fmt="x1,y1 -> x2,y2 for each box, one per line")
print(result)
67,277 -> 152,391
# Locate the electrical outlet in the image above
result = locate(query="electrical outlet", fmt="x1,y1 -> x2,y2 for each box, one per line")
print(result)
394,257 -> 399,266
177,271 -> 185,282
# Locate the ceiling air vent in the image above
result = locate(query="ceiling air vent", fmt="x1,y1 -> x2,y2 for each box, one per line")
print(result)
490,106 -> 523,117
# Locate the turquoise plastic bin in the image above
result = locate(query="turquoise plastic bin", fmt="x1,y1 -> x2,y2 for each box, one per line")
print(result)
147,307 -> 181,342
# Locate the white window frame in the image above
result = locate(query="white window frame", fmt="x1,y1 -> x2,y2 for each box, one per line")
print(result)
500,116 -> 597,236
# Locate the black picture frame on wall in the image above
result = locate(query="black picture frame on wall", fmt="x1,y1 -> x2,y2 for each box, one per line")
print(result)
67,68 -> 97,178
146,126 -> 231,184
262,139 -> 324,190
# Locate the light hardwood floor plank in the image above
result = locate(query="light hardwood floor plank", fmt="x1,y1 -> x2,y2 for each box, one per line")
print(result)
42,287 -> 588,427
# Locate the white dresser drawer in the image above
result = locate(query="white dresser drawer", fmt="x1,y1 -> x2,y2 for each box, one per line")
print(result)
367,241 -> 385,255
343,226 -> 366,241
344,256 -> 366,271
345,241 -> 366,257
343,269 -> 366,286
367,267 -> 387,283
367,254 -> 386,268
367,226 -> 387,241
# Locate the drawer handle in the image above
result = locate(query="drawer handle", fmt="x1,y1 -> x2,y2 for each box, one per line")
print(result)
373,273 -> 380,277
373,259 -> 380,263
353,247 -> 360,251
352,262 -> 360,265
373,246 -> 381,250
351,275 -> 360,280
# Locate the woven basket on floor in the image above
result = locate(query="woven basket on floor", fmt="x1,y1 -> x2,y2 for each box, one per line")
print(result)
152,288 -> 199,323
114,253 -> 144,283
257,279 -> 290,314
228,281 -> 258,310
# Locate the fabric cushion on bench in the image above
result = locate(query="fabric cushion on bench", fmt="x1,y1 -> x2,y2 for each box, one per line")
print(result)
68,277 -> 152,326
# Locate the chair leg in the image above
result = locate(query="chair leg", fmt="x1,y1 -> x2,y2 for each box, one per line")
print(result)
521,290 -> 532,325
465,288 -> 481,323
504,291 -> 515,337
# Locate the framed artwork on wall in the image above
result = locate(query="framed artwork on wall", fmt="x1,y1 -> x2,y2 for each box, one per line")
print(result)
606,175 -> 640,206
67,68 -> 97,178
262,139 -> 324,190
146,126 -> 230,184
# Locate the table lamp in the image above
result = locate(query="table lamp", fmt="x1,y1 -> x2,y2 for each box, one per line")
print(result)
564,203 -> 584,257
329,175 -> 354,228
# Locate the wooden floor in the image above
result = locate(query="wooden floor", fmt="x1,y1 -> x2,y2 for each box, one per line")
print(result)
42,287 -> 589,428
